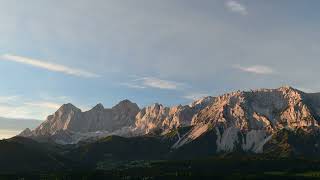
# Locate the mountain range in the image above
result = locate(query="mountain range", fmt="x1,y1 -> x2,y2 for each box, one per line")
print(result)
20,86 -> 320,152
4,86 -> 320,177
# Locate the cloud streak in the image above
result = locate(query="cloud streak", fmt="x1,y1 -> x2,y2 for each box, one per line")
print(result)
24,101 -> 61,109
225,0 -> 248,15
0,96 -> 20,103
0,94 -> 67,119
123,77 -> 184,90
233,65 -> 274,75
139,77 -> 183,90
119,82 -> 146,89
183,93 -> 210,100
1,54 -> 99,78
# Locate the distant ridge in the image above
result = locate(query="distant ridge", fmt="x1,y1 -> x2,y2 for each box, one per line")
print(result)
19,86 -> 320,154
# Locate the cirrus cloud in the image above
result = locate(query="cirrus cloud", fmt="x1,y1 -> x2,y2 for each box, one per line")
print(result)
0,95 -> 68,119
122,77 -> 185,90
23,101 -> 61,109
1,54 -> 99,78
225,0 -> 248,16
233,64 -> 274,75
183,92 -> 210,100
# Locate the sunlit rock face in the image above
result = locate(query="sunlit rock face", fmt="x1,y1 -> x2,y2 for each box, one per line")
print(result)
33,103 -> 81,136
33,100 -> 140,136
19,86 -> 320,153
178,86 -> 320,153
134,97 -> 214,134
192,86 -> 318,131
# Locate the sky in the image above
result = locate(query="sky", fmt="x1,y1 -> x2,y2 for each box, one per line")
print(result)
0,0 -> 320,121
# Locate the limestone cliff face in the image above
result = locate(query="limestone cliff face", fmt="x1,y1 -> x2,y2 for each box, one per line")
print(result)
175,86 -> 320,153
134,97 -> 214,134
34,103 -> 81,136
33,100 -> 139,136
192,86 -> 318,131
19,86 -> 320,152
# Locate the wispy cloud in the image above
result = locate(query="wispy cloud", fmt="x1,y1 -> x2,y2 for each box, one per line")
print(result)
183,93 -> 210,100
225,0 -> 248,16
24,101 -> 61,109
294,86 -> 318,93
139,77 -> 183,90
1,54 -> 99,78
0,96 -> 20,103
233,65 -> 274,75
122,77 -> 184,90
119,82 -> 146,89
0,95 -> 66,119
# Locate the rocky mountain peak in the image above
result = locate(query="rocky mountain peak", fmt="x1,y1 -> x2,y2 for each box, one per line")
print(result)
19,128 -> 32,137
91,103 -> 104,111
252,86 -> 301,96
149,103 -> 163,110
190,96 -> 215,110
58,103 -> 81,113
191,87 -> 317,129
20,86 -> 320,150
134,99 -> 214,134
112,99 -> 139,111
278,85 -> 295,91
176,86 -> 320,153
28,99 -> 140,138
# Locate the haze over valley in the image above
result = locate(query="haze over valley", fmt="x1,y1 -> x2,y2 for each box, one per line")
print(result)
0,117 -> 40,139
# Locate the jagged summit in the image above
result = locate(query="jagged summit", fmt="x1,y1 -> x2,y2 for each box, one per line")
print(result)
113,99 -> 139,110
117,99 -> 135,105
28,99 -> 140,138
134,98 -> 215,134
91,103 -> 105,111
19,86 -> 320,149
249,86 -> 302,95
171,86 -> 320,152
19,128 -> 32,137
58,103 -> 81,112
280,85 -> 294,89
151,103 -> 162,108
190,96 -> 214,109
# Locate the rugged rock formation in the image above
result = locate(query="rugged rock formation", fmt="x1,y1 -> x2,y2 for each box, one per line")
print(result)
18,128 -> 33,137
29,100 -> 140,138
19,86 -> 320,153
174,86 -> 320,153
191,86 -> 319,130
134,96 -> 214,134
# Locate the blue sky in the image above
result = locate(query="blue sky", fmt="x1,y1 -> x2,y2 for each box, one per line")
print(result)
0,0 -> 320,120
